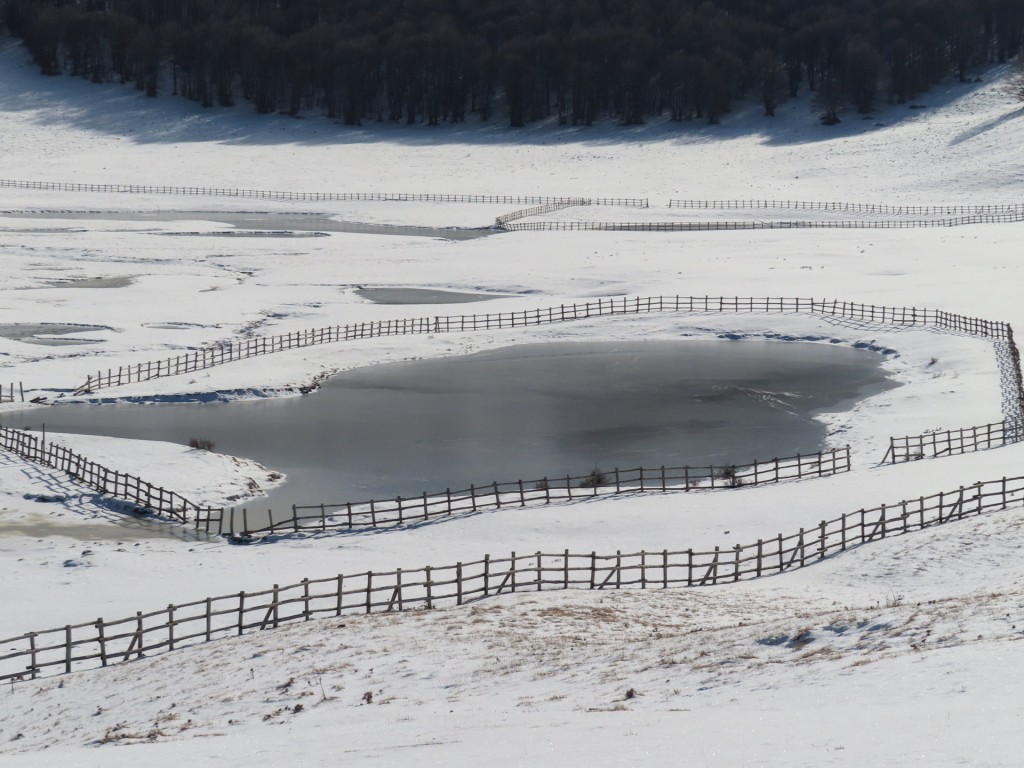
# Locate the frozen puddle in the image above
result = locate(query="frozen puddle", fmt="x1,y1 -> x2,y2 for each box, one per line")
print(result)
0,323 -> 111,346
356,287 -> 513,304
45,276 -> 135,289
142,322 -> 212,330
0,210 -> 497,240
9,340 -> 897,512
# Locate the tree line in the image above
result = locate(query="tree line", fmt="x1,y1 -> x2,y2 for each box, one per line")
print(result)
3,0 -> 1023,127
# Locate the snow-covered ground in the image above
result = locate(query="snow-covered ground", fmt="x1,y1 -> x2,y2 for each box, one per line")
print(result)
1,36 -> 1024,766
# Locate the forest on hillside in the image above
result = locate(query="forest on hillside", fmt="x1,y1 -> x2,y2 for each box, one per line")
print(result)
3,0 -> 1023,127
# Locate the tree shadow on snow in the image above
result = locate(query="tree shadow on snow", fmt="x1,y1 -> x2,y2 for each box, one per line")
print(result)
0,38 -> 1017,152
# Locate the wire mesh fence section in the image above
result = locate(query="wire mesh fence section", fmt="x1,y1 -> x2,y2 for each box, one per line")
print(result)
196,447 -> 852,537
5,474 -> 1023,683
0,426 -> 208,523
1001,328 -> 1024,423
0,382 -> 24,403
883,421 -> 1024,463
666,199 -> 1024,216
70,297 -> 1012,395
495,199 -> 589,228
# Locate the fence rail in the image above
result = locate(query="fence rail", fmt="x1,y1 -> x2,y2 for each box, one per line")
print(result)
3,472 -> 1021,683
666,199 -> 1024,215
0,382 -> 24,403
883,420 -> 1024,463
197,447 -> 851,536
72,296 -> 1011,395
0,426 -> 209,522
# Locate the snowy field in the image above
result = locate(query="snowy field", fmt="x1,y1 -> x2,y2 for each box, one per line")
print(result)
1,36 -> 1024,767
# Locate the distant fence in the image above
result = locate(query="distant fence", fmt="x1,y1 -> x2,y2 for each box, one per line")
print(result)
503,213 -> 1024,231
666,199 -> 1024,216
0,179 -> 646,208
3,473 -> 1020,682
72,296 -> 1012,395
0,425 -> 208,522
197,447 -> 851,536
0,382 -> 24,403
883,420 -> 1024,463
495,199 -> 589,228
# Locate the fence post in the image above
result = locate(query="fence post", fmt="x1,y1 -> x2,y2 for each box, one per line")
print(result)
96,618 -> 108,667
27,633 -> 38,679
64,625 -> 73,673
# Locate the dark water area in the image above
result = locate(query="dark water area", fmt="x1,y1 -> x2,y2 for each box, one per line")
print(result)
4,340 -> 895,510
356,287 -> 511,304
0,210 -> 495,240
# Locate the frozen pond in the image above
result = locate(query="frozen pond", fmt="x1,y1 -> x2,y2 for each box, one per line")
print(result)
6,340 -> 896,512
0,210 -> 496,240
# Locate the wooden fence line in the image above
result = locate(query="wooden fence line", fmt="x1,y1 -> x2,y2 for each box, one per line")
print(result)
503,212 -> 1024,232
883,420 -> 1024,463
71,296 -> 1012,395
666,199 -> 1024,216
0,179 -> 647,208
0,382 -> 24,403
0,417 -> 849,536
4,472 -> 1021,683
197,447 -> 851,536
0,425 -> 209,523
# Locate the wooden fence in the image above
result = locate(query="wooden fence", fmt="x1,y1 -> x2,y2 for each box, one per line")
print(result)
0,179 -> 646,208
0,425 -> 208,522
0,382 -> 24,403
503,212 -> 1024,232
71,296 -> 1012,395
666,199 -> 1024,216
495,199 -> 589,228
3,472 -> 1021,683
196,447 -> 851,536
883,420 -> 1024,463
